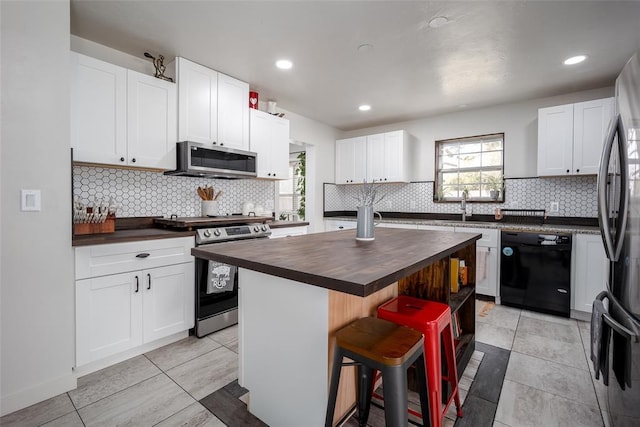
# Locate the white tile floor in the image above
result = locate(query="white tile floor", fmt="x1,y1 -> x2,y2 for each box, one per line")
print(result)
476,301 -> 606,427
1,301 -> 606,427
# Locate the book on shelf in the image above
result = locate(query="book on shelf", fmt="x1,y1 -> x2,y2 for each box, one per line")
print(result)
450,257 -> 460,293
450,311 -> 462,339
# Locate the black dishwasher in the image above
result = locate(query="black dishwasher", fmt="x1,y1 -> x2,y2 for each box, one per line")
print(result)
500,231 -> 572,317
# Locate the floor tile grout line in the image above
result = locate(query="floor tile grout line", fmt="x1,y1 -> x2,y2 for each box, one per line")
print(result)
71,371 -> 167,414
576,324 -> 608,425
501,373 -> 602,410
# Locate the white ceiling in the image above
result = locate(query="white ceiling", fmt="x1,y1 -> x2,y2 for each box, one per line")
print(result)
70,1 -> 640,131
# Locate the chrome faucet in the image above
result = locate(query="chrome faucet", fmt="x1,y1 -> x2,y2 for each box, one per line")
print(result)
461,191 -> 468,222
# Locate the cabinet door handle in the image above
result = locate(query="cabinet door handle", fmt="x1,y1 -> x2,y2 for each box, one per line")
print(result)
136,253 -> 150,258
135,276 -> 139,293
566,169 -> 570,173
131,158 -> 136,163
120,157 -> 125,162
147,273 -> 151,290
576,169 -> 580,173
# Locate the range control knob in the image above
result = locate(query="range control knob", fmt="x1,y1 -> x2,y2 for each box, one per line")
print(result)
261,225 -> 268,232
213,229 -> 221,237
253,225 -> 260,232
203,230 -> 211,238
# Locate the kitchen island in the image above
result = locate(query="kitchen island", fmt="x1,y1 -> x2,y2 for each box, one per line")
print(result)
192,227 -> 480,426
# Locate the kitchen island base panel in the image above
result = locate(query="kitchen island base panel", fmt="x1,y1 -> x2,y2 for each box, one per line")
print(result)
238,268 -> 329,427
238,268 -> 398,427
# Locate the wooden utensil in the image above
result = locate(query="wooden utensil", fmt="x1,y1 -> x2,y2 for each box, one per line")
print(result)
197,186 -> 209,200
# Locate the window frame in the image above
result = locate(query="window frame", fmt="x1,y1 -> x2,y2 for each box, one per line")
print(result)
434,133 -> 505,203
277,153 -> 304,221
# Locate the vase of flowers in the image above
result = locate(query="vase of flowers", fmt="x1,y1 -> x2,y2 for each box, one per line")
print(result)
353,180 -> 384,241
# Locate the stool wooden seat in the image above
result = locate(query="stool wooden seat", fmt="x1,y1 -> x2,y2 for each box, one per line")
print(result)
378,295 -> 463,427
325,317 -> 431,427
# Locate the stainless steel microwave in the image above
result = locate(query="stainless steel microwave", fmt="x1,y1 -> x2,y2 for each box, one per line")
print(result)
165,141 -> 257,179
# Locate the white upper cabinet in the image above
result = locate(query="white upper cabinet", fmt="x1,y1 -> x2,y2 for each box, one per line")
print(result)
71,52 -> 127,165
176,57 -> 218,144
573,98 -> 614,174
377,130 -> 412,183
335,136 -> 367,184
217,73 -> 250,150
176,57 -> 249,150
127,70 -> 177,169
70,52 -> 177,169
366,133 -> 386,182
336,130 -> 413,184
250,109 -> 289,179
537,97 -> 613,176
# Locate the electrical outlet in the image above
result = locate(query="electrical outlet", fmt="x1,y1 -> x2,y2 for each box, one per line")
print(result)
410,200 -> 416,210
550,201 -> 559,213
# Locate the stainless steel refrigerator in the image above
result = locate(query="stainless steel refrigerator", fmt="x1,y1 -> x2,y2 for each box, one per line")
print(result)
593,49 -> 640,426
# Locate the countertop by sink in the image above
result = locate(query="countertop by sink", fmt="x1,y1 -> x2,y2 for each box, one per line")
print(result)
326,216 -> 600,235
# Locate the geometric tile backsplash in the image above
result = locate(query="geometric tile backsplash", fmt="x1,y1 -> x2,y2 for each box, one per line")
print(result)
73,166 -> 276,217
324,175 -> 597,218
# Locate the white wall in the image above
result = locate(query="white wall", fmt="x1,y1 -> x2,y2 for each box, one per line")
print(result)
279,108 -> 337,233
339,86 -> 614,180
1,0 -> 75,415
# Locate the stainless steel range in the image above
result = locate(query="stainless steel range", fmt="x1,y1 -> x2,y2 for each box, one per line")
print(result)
194,223 -> 271,337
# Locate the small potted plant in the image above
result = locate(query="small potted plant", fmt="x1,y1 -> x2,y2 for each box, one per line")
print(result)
486,175 -> 504,201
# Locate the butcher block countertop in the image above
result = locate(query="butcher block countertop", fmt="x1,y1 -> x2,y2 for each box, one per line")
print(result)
192,227 -> 481,297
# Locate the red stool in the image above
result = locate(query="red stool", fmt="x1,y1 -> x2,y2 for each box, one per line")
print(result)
377,295 -> 462,427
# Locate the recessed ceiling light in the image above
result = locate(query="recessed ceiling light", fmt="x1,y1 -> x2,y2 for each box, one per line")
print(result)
358,105 -> 371,111
275,59 -> 293,70
563,55 -> 587,65
428,16 -> 449,28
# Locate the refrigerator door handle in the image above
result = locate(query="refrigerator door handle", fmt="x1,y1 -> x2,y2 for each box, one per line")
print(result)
603,312 -> 640,343
597,114 -> 621,261
613,118 -> 630,262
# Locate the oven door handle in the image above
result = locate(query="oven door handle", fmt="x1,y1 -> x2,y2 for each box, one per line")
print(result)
136,253 -> 150,259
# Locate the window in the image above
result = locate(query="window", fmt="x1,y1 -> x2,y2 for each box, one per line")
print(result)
435,133 -> 504,202
278,152 -> 305,220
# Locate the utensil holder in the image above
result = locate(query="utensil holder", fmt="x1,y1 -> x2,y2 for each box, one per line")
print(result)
201,200 -> 219,217
74,214 -> 115,235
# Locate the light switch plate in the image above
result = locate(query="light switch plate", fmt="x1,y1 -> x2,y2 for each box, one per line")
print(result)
21,189 -> 41,211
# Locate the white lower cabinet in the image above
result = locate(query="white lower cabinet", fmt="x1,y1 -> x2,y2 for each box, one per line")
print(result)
378,223 -> 417,229
269,226 -> 308,238
454,227 -> 499,297
572,233 -> 609,314
75,237 -> 194,368
324,219 -> 357,232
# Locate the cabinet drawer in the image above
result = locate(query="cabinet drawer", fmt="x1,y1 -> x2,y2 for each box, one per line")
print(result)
75,237 -> 194,279
454,227 -> 498,247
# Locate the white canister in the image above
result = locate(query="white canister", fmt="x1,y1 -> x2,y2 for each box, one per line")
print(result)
201,200 -> 219,217
267,101 -> 277,114
242,201 -> 254,216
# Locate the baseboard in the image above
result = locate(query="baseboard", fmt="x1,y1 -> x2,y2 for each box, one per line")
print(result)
571,309 -> 591,322
1,372 -> 77,417
73,330 -> 189,377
